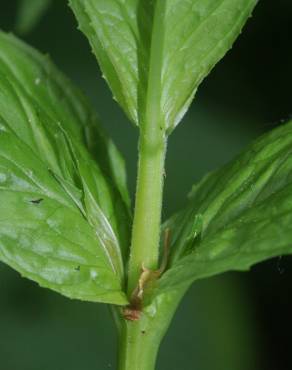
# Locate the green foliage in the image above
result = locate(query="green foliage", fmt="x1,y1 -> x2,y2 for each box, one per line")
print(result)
1,0 -> 290,309
1,0 -> 290,312
157,120 -> 292,294
69,0 -> 258,131
1,1 -> 291,368
0,31 -> 130,305
15,0 -> 52,35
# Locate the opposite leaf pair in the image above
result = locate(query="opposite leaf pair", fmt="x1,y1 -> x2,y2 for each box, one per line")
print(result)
1,0 -> 291,309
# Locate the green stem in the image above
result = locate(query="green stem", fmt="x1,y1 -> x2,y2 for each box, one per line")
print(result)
118,320 -> 159,370
121,2 -> 171,369
127,130 -> 166,294
117,290 -> 187,370
127,0 -> 167,296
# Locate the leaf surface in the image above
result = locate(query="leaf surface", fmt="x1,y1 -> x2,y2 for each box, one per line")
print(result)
15,0 -> 52,35
157,120 -> 292,294
0,31 -> 130,305
69,0 -> 258,130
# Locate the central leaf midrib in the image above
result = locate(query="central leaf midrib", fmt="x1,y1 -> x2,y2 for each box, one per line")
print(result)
142,0 -> 166,131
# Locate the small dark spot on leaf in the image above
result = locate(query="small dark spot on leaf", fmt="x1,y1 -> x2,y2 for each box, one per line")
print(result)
74,265 -> 81,272
29,198 -> 44,205
141,330 -> 146,334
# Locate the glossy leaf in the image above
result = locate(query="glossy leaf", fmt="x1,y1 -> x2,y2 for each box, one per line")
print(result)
69,0 -> 257,131
0,31 -> 130,305
15,0 -> 52,35
157,120 -> 292,294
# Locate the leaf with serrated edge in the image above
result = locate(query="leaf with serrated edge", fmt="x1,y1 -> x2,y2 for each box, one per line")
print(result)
69,0 -> 257,131
156,120 -> 292,294
0,31 -> 130,305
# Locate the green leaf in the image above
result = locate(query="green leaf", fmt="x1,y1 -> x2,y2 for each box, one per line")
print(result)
15,0 -> 52,35
69,0 -> 258,131
0,31 -> 131,305
157,120 -> 292,294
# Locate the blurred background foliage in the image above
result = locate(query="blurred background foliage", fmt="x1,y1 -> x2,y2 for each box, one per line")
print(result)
0,1 -> 292,369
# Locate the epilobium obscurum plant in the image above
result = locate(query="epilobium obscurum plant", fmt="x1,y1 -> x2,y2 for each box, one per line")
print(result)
0,1 -> 291,369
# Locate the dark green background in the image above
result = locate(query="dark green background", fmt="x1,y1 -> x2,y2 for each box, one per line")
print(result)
0,1 -> 292,369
